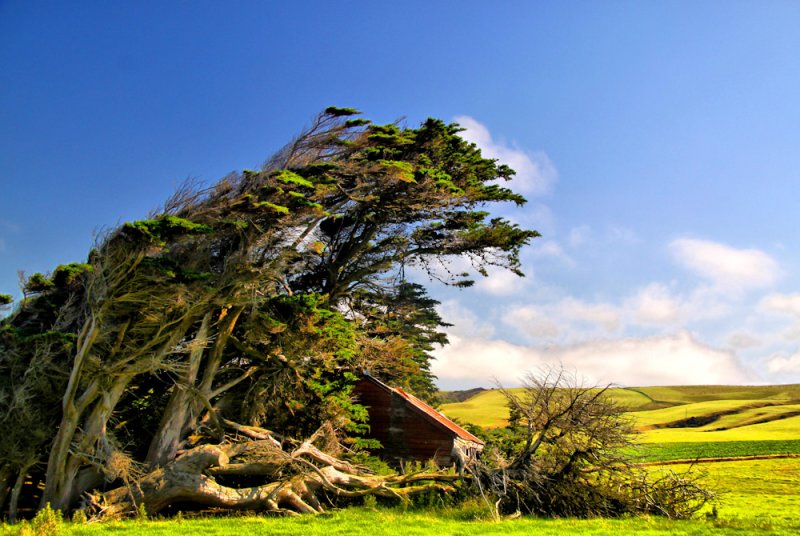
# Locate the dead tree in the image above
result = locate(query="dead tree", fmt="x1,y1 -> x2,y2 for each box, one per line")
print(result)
470,366 -> 716,519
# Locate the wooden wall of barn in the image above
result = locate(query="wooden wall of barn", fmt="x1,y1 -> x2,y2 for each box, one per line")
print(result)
353,380 -> 455,467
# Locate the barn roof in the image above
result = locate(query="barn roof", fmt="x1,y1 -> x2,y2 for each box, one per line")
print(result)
360,375 -> 484,445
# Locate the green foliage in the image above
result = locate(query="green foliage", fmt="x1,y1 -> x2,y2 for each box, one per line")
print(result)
252,201 -> 290,214
71,509 -> 88,524
52,263 -> 93,288
24,272 -> 54,294
324,106 -> 361,116
31,503 -> 63,535
0,294 -> 13,305
377,160 -> 416,182
238,294 -> 367,437
344,118 -> 371,128
122,215 -> 211,244
273,169 -> 315,189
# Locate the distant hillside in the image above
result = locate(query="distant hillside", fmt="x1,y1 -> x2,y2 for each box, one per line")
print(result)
439,384 -> 800,430
437,387 -> 486,404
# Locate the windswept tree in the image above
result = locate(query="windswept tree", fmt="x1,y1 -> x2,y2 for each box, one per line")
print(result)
0,108 -> 539,518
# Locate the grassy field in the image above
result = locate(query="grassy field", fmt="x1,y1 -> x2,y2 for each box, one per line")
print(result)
634,439 -> 800,462
5,384 -> 799,534
440,384 -> 800,448
4,456 -> 799,535
5,499 -> 800,535
433,382 -> 800,533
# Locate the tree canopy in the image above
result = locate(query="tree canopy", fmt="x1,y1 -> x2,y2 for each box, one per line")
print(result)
0,108 -> 539,518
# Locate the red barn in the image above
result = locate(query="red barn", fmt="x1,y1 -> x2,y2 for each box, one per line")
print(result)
352,374 -> 484,468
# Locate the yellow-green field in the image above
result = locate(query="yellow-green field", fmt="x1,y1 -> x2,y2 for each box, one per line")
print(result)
433,384 -> 800,532
439,384 -> 800,446
438,387 -> 656,428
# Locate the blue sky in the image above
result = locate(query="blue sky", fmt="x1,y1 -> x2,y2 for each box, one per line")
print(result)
3,1 -> 800,388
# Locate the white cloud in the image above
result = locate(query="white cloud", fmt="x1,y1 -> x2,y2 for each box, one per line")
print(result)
607,225 -> 639,246
432,334 -> 539,388
759,293 -> 800,316
502,298 -> 621,343
727,332 -> 762,349
432,331 -> 752,388
454,115 -> 557,196
625,283 -> 681,325
528,240 -> 575,267
765,352 -> 800,376
669,238 -> 781,291
556,298 -> 621,333
475,268 -> 528,296
437,300 -> 496,339
757,293 -> 800,342
501,305 -> 560,339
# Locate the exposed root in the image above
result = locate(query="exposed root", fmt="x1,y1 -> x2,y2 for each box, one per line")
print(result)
87,432 -> 459,519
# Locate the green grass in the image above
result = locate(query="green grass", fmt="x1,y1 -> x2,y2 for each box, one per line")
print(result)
442,385 -> 800,437
634,439 -> 800,462
4,457 -> 799,534
440,389 -> 512,428
671,457 -> 800,527
7,384 -> 799,534
633,384 -> 800,404
5,505 -> 799,535
636,413 -> 800,443
628,399 -> 775,428
440,387 -> 659,428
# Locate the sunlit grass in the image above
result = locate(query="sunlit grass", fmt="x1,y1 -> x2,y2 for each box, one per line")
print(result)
440,389 -> 512,428
8,385 -> 800,534
629,399 -> 777,428
672,457 -> 800,526
5,505 -> 800,535
440,387 -> 657,429
633,384 -> 800,404
637,414 -> 800,443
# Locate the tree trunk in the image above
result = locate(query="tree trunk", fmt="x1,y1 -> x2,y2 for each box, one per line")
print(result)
44,316 -> 193,511
0,466 -> 13,519
146,313 -> 212,468
42,318 -> 100,510
8,461 -> 34,522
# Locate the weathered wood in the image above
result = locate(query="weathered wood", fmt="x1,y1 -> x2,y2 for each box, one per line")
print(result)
88,431 -> 458,519
352,376 -> 483,467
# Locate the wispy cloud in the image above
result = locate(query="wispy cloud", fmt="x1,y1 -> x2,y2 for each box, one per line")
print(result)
759,293 -> 800,316
454,115 -> 557,196
528,240 -> 575,268
503,298 -> 621,345
624,283 -> 681,325
669,238 -> 781,292
765,352 -> 800,377
475,267 -> 529,296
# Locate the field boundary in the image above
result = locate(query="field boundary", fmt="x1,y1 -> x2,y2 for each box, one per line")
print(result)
634,453 -> 800,467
